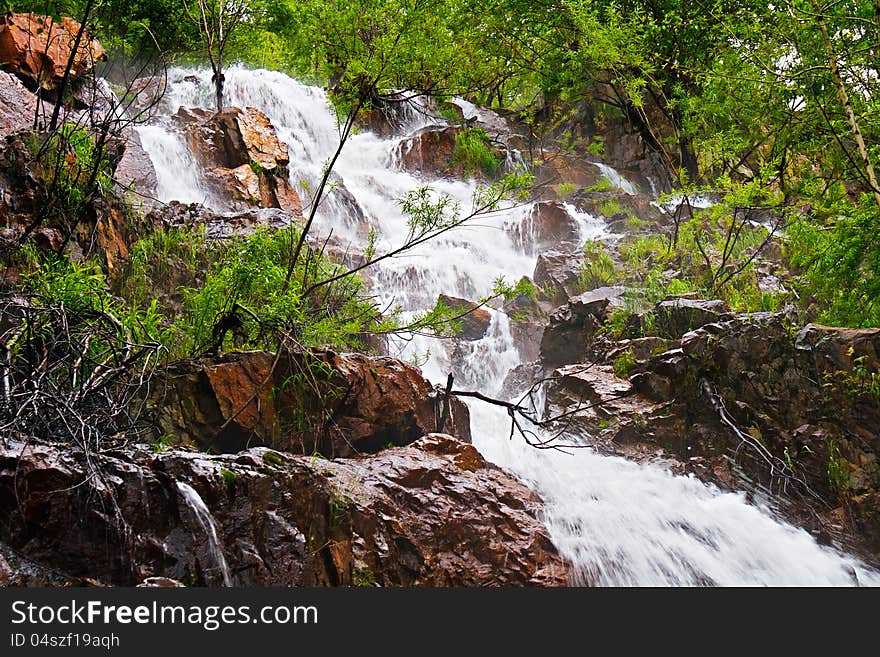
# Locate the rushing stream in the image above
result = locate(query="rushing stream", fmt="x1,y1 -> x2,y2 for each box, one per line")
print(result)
139,65 -> 880,586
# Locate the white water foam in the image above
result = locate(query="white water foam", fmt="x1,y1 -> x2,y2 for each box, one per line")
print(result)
595,162 -> 638,195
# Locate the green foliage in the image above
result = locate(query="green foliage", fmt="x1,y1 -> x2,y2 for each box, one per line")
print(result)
787,195 -> 880,328
598,197 -> 625,218
827,440 -> 851,497
451,128 -> 501,178
24,249 -> 168,346
612,349 -> 636,379
493,276 -> 537,302
328,492 -> 352,530
556,181 -> 577,197
220,468 -> 237,485
31,125 -> 112,225
154,434 -> 174,454
578,240 -> 618,291
586,177 -> 614,193
174,226 -> 378,356
586,136 -> 605,157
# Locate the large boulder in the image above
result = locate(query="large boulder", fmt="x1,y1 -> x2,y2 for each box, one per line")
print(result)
439,294 -> 491,341
653,298 -> 731,339
0,13 -> 106,90
544,364 -> 662,437
530,153 -> 600,200
112,128 -> 159,204
394,124 -> 506,180
579,313 -> 880,561
533,250 -> 583,306
395,126 -> 461,178
540,287 -> 624,365
0,435 -> 568,586
507,201 -> 582,255
174,106 -> 302,215
154,350 -> 471,457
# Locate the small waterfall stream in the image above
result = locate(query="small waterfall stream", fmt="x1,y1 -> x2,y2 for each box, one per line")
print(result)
175,482 -> 233,587
141,65 -> 880,586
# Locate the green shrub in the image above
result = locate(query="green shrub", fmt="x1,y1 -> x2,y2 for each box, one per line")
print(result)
578,240 -> 618,290
451,127 -> 501,177
612,349 -> 636,378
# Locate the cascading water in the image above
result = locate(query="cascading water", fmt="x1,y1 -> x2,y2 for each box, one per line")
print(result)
142,64 -> 880,586
175,482 -> 233,587
595,162 -> 638,196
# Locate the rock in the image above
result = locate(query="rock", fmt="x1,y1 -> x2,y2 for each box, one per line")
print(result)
439,294 -> 491,341
796,324 -> 880,373
395,126 -> 461,178
530,153 -> 600,200
356,96 -> 433,138
533,250 -> 583,306
181,106 -> 289,171
176,105 -> 302,215
154,349 -> 471,457
0,436 -> 568,586
0,70 -> 37,139
501,361 -> 544,399
503,277 -> 546,362
0,552 -> 11,585
606,336 -> 679,365
125,76 -> 168,117
205,164 -> 262,207
653,298 -> 731,339
113,128 -> 159,203
147,201 -> 296,239
583,312 -> 880,560
222,106 -> 290,171
0,13 -> 106,90
540,287 -> 624,365
544,364 -> 662,436
508,201 -> 582,254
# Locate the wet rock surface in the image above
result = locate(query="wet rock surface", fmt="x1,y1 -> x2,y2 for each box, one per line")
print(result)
154,350 -> 471,458
175,106 -> 302,215
439,294 -> 492,341
0,435 -> 568,586
0,71 -> 37,139
508,201 -> 583,254
539,287 -> 624,366
543,311 -> 880,563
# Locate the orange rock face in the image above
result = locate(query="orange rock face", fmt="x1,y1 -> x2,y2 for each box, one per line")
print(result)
156,349 -> 472,457
0,13 -> 106,90
175,105 -> 302,215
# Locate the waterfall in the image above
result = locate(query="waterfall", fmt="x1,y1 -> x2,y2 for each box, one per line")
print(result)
142,65 -> 880,586
137,124 -> 215,207
175,482 -> 233,587
594,162 -> 638,196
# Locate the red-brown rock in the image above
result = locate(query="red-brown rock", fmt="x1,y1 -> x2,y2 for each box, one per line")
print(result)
155,350 -> 471,457
0,13 -> 106,90
508,201 -> 582,255
0,436 -> 569,586
175,105 -> 302,215
395,126 -> 460,178
438,294 -> 492,341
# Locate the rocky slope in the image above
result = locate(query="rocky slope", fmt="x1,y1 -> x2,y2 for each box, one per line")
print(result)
0,434 -> 566,586
3,10 -> 880,586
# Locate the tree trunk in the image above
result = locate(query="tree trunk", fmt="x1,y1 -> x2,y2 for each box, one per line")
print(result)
214,55 -> 224,113
679,134 -> 699,184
